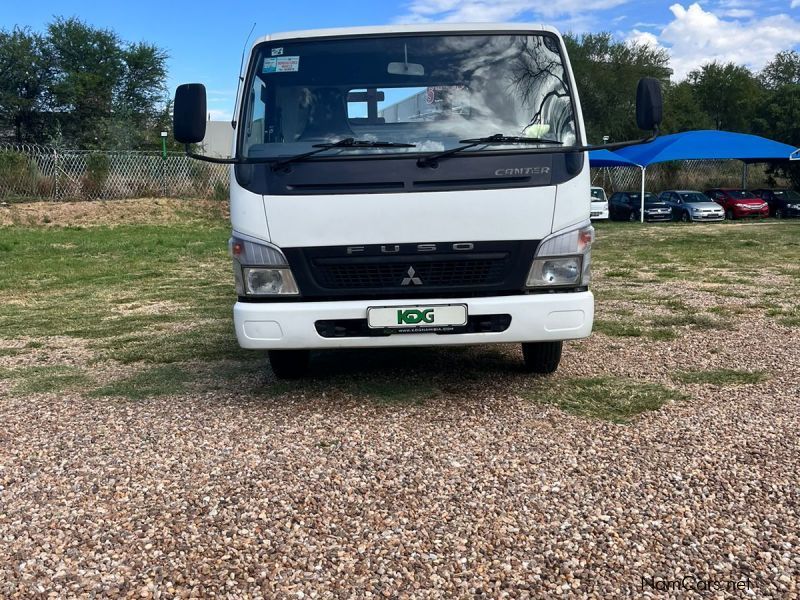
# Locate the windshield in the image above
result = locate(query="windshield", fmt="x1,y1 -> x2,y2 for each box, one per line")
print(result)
679,192 -> 710,203
591,188 -> 606,201
773,190 -> 800,200
623,193 -> 658,204
728,190 -> 757,199
239,33 -> 577,158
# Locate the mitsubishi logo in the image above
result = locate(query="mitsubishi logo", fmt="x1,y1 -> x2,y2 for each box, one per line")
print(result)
401,266 -> 423,286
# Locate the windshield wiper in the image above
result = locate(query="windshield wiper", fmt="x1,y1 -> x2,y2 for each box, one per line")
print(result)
417,133 -> 562,168
271,138 -> 416,172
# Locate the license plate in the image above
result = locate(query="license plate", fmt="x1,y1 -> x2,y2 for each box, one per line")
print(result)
367,304 -> 468,330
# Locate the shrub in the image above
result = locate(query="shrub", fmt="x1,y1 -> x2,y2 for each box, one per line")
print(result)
0,150 -> 39,198
212,180 -> 229,201
82,152 -> 111,199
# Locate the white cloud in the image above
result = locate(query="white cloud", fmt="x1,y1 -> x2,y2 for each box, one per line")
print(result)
657,3 -> 800,79
394,0 -> 628,23
792,0 -> 800,8
627,29 -> 661,48
721,8 -> 754,18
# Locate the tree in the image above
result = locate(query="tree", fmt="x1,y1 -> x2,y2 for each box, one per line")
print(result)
0,27 -> 53,143
760,51 -> 800,89
685,62 -> 760,132
0,17 -> 169,149
47,17 -> 125,149
660,81 -> 714,133
564,33 -> 671,143
109,42 -> 168,149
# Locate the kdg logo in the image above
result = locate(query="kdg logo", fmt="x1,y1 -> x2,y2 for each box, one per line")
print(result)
396,308 -> 435,325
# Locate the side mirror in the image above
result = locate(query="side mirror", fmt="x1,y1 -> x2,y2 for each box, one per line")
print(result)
174,83 -> 207,144
636,78 -> 663,131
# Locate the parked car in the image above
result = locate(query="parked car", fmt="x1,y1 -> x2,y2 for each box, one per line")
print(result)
658,190 -> 725,222
590,186 -> 609,220
705,188 -> 769,220
608,191 -> 672,222
751,188 -> 800,218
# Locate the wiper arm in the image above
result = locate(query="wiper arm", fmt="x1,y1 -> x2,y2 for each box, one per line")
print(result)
271,138 -> 416,172
417,133 -> 562,168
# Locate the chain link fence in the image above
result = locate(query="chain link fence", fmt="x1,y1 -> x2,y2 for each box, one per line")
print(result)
0,144 -> 229,201
590,160 -> 786,195
0,143 -> 789,202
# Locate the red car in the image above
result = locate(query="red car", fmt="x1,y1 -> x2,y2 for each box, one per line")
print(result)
705,189 -> 769,220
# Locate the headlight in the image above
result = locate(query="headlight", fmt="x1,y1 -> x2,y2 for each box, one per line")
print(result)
527,223 -> 593,288
229,236 -> 300,297
243,268 -> 299,295
527,256 -> 582,287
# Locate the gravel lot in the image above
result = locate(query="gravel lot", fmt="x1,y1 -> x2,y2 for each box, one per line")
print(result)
1,205 -> 798,598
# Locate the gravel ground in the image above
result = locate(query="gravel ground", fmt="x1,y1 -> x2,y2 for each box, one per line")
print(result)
2,321 -> 799,598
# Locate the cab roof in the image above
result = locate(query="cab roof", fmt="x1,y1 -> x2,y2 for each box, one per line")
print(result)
253,23 -> 557,47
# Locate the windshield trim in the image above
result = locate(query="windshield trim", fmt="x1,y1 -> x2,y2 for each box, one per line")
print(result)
235,30 -> 582,164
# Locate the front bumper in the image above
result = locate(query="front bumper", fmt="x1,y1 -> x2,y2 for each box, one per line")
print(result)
645,212 -> 673,222
733,207 -> 769,218
692,212 -> 725,221
781,206 -> 800,217
590,209 -> 609,220
234,291 -> 594,349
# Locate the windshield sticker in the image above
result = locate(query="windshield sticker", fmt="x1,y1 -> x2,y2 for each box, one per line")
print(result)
263,56 -> 300,73
271,47 -> 284,56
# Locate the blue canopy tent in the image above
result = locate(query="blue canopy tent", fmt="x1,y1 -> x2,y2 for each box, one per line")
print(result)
594,130 -> 799,222
588,149 -> 639,168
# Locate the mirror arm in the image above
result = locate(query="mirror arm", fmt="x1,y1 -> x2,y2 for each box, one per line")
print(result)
587,126 -> 658,153
184,145 -> 240,164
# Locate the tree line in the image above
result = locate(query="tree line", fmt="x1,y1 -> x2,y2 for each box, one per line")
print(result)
565,33 -> 800,184
0,17 -> 172,150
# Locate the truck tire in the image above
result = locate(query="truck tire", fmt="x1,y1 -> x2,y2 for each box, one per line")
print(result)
268,350 -> 310,379
521,341 -> 562,374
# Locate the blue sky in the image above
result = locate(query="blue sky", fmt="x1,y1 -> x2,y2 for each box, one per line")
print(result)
3,0 -> 800,119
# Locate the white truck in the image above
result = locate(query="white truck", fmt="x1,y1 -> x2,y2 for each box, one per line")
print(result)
172,23 -> 662,378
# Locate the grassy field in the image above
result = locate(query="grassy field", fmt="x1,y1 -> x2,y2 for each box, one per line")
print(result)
1,200 -> 798,422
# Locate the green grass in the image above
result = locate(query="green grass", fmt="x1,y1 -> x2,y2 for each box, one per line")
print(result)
0,220 -> 235,363
672,369 -> 769,386
594,319 -> 643,338
0,365 -> 93,394
649,313 -> 733,330
527,376 -> 686,423
90,365 -> 192,400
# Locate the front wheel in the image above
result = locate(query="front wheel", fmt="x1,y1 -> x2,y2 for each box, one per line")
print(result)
726,209 -> 734,220
268,349 -> 310,379
628,211 -> 639,222
521,341 -> 563,374
680,211 -> 691,223
775,208 -> 784,219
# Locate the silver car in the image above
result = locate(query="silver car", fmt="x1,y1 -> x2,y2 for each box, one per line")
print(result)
659,190 -> 725,222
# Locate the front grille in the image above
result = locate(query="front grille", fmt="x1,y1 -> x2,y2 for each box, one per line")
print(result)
313,256 -> 507,290
283,241 -> 538,299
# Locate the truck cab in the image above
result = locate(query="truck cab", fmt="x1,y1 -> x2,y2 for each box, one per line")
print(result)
172,24 -> 662,378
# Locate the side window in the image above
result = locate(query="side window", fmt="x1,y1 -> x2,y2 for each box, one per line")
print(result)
243,78 -> 267,153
